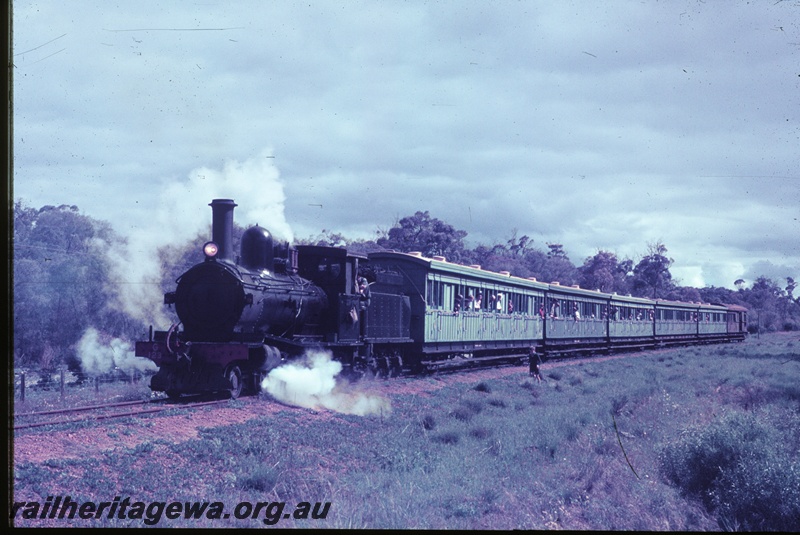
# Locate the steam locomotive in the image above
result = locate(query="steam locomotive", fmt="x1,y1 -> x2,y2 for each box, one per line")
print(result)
135,199 -> 748,398
135,199 -> 412,398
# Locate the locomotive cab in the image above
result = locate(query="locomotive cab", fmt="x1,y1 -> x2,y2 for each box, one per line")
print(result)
295,245 -> 366,342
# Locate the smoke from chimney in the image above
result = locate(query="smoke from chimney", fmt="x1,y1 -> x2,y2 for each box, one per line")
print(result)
77,149 -> 292,374
104,148 -> 291,329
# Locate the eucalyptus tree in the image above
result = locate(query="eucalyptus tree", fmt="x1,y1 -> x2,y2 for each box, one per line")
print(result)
578,250 -> 633,294
13,202 -> 143,370
377,211 -> 469,263
632,241 -> 674,299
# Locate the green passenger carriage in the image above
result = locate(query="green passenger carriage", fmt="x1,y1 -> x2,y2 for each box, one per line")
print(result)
366,250 -> 747,367
368,252 -> 547,368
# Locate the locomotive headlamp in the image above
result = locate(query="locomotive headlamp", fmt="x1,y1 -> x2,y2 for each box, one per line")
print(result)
203,241 -> 220,259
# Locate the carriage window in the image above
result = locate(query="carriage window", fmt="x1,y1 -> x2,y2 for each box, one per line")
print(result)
516,293 -> 528,314
454,286 -> 464,311
443,283 -> 455,311
427,280 -> 445,309
506,292 -> 515,314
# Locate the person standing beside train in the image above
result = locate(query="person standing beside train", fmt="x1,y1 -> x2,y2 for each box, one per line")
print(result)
528,347 -> 542,383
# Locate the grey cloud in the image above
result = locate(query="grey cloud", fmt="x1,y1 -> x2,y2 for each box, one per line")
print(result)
13,1 -> 800,290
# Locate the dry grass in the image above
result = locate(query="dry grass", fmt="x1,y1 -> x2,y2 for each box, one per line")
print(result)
12,332 -> 800,529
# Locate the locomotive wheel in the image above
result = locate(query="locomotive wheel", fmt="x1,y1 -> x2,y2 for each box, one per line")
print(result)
367,354 -> 404,378
226,365 -> 243,399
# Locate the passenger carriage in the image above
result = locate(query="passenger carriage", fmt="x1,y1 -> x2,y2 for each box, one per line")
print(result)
697,302 -> 730,341
542,283 -> 609,353
654,299 -> 702,343
368,251 -> 547,368
724,304 -> 748,341
607,293 -> 656,349
365,250 -> 748,364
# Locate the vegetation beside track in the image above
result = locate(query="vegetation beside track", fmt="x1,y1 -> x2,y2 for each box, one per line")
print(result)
12,333 -> 800,529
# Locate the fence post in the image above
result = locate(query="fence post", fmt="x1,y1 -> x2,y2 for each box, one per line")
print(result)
60,369 -> 65,400
20,372 -> 25,402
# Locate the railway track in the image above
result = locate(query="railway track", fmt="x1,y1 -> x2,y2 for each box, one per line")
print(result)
13,396 -> 233,431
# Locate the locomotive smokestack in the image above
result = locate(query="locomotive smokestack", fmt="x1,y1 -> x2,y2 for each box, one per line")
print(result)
210,199 -> 237,261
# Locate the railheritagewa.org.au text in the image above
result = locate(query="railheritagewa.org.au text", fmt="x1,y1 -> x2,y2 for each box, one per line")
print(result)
11,496 -> 331,526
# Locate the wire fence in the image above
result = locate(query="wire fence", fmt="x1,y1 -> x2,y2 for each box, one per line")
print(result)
13,368 -> 155,403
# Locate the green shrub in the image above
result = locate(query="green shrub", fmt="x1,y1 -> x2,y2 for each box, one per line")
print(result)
421,414 -> 437,430
468,426 -> 492,440
473,382 -> 491,393
431,431 -> 460,445
238,465 -> 279,492
660,411 -> 800,531
611,395 -> 628,416
487,397 -> 507,408
450,400 -> 482,421
450,406 -> 474,422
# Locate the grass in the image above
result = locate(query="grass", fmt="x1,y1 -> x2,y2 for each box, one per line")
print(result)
12,332 -> 800,529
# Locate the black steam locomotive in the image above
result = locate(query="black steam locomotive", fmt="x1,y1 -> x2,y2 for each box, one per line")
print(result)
136,199 -> 747,399
135,199 -> 412,398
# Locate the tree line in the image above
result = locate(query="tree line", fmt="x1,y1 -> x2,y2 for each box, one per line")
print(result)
12,202 -> 800,372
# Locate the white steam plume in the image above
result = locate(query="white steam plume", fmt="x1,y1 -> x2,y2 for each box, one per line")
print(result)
77,327 -> 158,376
261,350 -> 391,417
106,147 -> 291,328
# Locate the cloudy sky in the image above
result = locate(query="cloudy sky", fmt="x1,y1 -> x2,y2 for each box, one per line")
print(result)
13,0 -> 800,289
